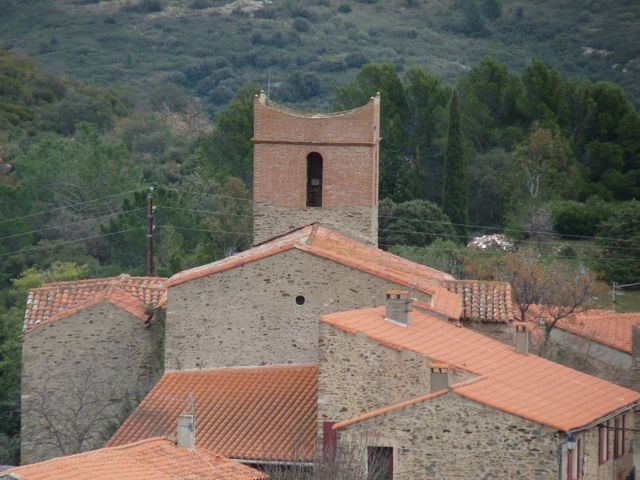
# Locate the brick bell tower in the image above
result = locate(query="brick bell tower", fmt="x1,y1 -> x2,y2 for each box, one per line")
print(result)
252,91 -> 381,245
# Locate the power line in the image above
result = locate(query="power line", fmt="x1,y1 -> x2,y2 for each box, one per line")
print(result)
154,186 -> 253,203
0,207 -> 146,242
0,227 -> 145,258
378,242 -> 640,263
0,189 -> 143,226
155,205 -> 253,219
156,225 -> 252,236
379,227 -> 640,254
379,214 -> 640,246
157,203 -> 639,254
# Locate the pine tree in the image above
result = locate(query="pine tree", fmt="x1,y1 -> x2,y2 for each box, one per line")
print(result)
443,90 -> 469,241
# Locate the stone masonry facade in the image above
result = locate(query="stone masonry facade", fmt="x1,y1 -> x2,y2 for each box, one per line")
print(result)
164,249 -> 432,371
252,92 -> 380,245
338,393 -> 559,480
318,321 -> 474,429
21,303 -> 162,464
319,320 -> 637,479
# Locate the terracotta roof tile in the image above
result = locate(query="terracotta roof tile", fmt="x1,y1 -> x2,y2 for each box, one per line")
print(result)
106,365 -> 318,462
551,308 -> 640,354
0,437 -> 266,480
23,274 -> 167,335
441,280 -> 513,323
167,224 -> 461,318
322,307 -> 640,432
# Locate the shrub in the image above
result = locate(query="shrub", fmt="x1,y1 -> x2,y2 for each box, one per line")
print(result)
338,4 -> 352,13
550,199 -> 615,238
379,198 -> 456,248
311,58 -> 347,72
189,0 -> 211,9
345,52 -> 369,68
121,0 -> 163,13
293,17 -> 311,32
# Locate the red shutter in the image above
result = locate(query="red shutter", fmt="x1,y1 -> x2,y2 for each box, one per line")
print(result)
606,420 -> 610,460
614,418 -> 620,459
323,422 -> 337,462
598,425 -> 606,465
622,415 -> 626,455
577,438 -> 583,479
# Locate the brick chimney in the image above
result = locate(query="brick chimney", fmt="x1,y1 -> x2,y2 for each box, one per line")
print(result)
430,364 -> 449,392
177,413 -> 195,449
515,323 -> 529,355
632,325 -> 640,367
385,290 -> 412,326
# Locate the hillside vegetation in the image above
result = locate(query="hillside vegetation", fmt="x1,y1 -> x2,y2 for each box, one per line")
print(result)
0,2 -> 639,464
1,0 -> 639,114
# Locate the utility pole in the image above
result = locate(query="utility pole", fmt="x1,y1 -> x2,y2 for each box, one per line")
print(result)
146,187 -> 155,276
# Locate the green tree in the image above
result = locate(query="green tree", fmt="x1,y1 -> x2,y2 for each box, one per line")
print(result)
505,122 -> 579,201
458,58 -> 525,153
188,83 -> 260,183
481,0 -> 501,19
403,67 -> 450,202
378,198 -> 455,248
335,64 -> 409,201
16,124 -> 140,214
442,90 -> 468,240
596,200 -> 640,283
521,60 -> 568,129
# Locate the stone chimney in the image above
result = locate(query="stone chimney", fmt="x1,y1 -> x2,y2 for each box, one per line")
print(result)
430,364 -> 449,392
515,322 -> 529,355
385,290 -> 412,326
632,325 -> 640,367
177,413 -> 195,450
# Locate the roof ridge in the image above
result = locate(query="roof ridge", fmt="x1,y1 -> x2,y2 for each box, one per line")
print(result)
30,275 -> 168,292
164,364 -> 319,375
334,389 -> 450,431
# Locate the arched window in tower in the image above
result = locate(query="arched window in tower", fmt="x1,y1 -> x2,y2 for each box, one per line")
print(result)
306,152 -> 323,207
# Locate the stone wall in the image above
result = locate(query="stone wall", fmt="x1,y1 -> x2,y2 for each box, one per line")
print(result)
574,412 -> 635,480
164,249 -> 432,371
319,320 -> 637,480
337,392 -> 559,480
253,203 -> 378,246
20,303 -> 162,464
318,321 -> 474,424
466,321 -> 514,346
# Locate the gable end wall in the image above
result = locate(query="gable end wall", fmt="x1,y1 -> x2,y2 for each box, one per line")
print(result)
20,303 -> 161,464
164,249 -> 432,370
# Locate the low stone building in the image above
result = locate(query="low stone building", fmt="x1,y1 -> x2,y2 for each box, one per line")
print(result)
20,275 -> 166,464
318,297 -> 640,479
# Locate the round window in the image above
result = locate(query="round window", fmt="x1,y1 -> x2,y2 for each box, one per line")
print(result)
295,295 -> 305,305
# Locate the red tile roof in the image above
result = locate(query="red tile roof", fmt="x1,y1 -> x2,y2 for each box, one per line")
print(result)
552,309 -> 640,354
106,365 -> 318,462
0,437 -> 266,480
167,224 -> 461,318
323,307 -> 640,432
23,274 -> 167,335
442,280 -> 513,323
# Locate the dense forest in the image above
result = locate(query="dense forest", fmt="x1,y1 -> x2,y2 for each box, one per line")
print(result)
1,0 -> 640,112
1,1 -> 640,464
